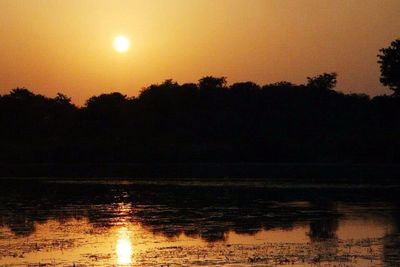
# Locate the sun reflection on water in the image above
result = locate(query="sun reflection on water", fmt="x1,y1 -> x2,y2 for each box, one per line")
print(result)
116,227 -> 132,265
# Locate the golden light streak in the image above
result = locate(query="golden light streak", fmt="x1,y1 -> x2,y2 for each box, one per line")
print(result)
116,227 -> 132,265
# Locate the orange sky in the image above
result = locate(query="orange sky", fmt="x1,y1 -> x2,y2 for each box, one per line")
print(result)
1,0 -> 399,105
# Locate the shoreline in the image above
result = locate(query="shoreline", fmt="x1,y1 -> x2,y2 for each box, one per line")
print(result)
1,162 -> 400,182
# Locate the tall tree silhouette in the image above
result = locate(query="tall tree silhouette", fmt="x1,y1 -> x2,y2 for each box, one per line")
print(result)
378,39 -> 400,95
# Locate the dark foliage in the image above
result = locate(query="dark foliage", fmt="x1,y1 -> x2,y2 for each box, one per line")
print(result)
1,72 -> 400,164
378,39 -> 400,95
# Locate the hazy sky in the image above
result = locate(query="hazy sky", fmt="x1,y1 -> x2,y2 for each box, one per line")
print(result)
1,0 -> 399,104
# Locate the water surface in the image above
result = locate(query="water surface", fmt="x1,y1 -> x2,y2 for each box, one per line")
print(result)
0,178 -> 399,266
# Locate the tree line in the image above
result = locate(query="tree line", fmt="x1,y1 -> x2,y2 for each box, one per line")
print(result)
0,39 -> 399,164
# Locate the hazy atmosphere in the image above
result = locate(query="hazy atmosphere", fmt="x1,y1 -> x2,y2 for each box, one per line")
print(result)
1,0 -> 399,104
3,1 -> 400,266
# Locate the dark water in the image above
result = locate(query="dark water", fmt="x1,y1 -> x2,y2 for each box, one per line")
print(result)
0,178 -> 399,266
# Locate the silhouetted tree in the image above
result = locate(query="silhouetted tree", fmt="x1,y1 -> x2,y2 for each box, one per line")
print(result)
378,39 -> 400,95
263,81 -> 295,89
85,92 -> 128,109
8,87 -> 36,99
181,82 -> 198,91
229,81 -> 260,93
54,93 -> 72,105
198,76 -> 227,91
138,79 -> 196,105
306,72 -> 337,90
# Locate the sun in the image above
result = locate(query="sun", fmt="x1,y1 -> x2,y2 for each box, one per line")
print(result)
114,36 -> 130,53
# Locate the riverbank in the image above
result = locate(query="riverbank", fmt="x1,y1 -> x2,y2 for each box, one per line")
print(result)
1,162 -> 400,182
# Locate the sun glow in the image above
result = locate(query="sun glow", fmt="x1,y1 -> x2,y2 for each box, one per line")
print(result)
116,227 -> 132,265
113,36 -> 130,53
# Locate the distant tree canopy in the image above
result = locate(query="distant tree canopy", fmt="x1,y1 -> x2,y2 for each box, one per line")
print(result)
1,72 -> 400,164
85,92 -> 129,110
378,39 -> 400,95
